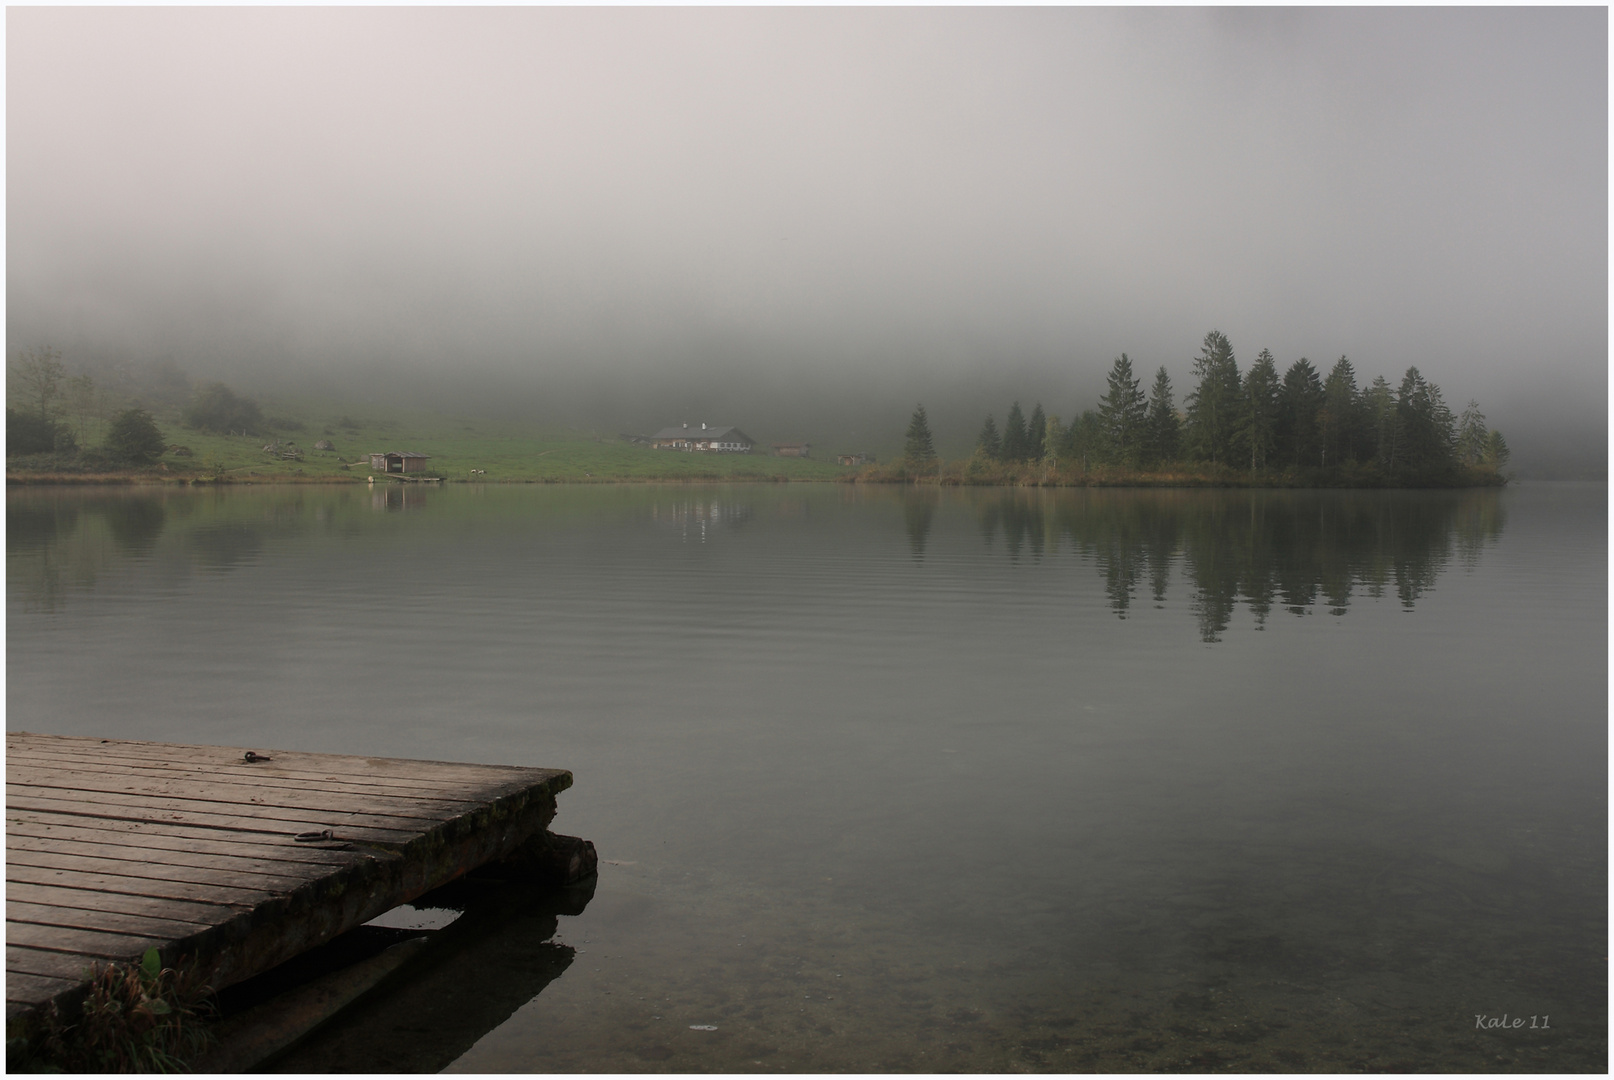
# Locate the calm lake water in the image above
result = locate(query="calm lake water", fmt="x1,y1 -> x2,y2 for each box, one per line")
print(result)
7,481 -> 1606,1072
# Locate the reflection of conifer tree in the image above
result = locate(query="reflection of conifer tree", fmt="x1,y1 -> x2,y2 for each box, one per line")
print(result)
901,492 -> 937,560
975,496 -> 1002,550
1238,496 -> 1278,627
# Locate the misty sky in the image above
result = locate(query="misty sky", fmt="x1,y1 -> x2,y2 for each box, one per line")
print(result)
6,7 -> 1607,458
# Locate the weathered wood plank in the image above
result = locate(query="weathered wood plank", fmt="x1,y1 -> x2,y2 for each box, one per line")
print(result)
6,971 -> 82,1007
7,882 -> 249,925
9,945 -> 119,982
7,862 -> 279,908
8,900 -> 214,941
6,910 -> 192,949
6,847 -> 324,893
8,829 -> 369,876
6,790 -> 423,846
6,921 -> 172,960
7,734 -> 564,789
8,765 -> 479,822
6,782 -> 450,833
6,817 -> 378,867
5,752 -> 496,803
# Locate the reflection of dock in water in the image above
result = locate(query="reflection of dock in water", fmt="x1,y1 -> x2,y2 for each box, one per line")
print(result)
5,733 -> 593,1054
241,876 -> 593,1072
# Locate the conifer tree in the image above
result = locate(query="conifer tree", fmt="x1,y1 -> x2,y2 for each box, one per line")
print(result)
1143,366 -> 1180,465
1027,403 -> 1047,463
1457,400 -> 1489,466
1184,331 -> 1240,466
1002,401 -> 1029,462
1236,348 -> 1281,473
976,414 -> 1002,460
1367,375 -> 1398,469
1394,367 -> 1457,474
1318,356 -> 1363,468
1098,353 -> 1148,465
1278,358 -> 1324,468
1482,429 -> 1511,470
903,404 -> 937,464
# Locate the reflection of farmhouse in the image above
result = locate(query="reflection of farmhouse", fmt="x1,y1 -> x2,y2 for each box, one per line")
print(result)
650,424 -> 754,453
369,451 -> 432,474
771,443 -> 811,458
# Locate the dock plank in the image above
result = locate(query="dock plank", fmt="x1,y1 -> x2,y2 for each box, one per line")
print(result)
7,861 -> 280,908
6,790 -> 425,846
7,818 -> 378,867
5,752 -> 493,804
8,766 -> 480,822
6,846 -> 325,893
8,900 -> 214,940
8,882 -> 249,925
6,732 -> 575,1035
7,782 -> 446,834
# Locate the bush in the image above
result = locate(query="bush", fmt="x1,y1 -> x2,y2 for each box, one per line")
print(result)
265,416 -> 305,431
183,382 -> 263,435
104,408 -> 167,462
6,408 -> 67,455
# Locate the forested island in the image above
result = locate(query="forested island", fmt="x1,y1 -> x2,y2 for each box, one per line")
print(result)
888,331 -> 1510,487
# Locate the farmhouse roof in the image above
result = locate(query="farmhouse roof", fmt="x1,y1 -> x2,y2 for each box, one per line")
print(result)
650,426 -> 750,442
371,451 -> 431,458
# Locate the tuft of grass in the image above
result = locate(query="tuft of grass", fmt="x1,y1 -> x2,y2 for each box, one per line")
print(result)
10,949 -> 215,1073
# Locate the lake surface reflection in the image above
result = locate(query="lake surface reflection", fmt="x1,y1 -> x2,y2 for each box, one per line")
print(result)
7,482 -> 1605,1071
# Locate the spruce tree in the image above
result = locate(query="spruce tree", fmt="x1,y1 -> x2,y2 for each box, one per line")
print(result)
1027,403 -> 1047,463
1318,356 -> 1363,468
1184,331 -> 1239,465
1366,375 -> 1397,468
904,404 -> 937,464
1236,348 -> 1281,473
1278,358 -> 1324,467
1143,366 -> 1180,465
1482,429 -> 1511,470
1098,353 -> 1148,465
1002,401 -> 1029,462
976,414 -> 1002,460
1457,400 -> 1488,466
1394,367 -> 1457,475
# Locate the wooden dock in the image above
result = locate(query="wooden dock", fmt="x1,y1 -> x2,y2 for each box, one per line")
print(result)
5,732 -> 582,1031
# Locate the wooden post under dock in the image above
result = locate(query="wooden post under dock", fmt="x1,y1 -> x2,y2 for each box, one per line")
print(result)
5,732 -> 592,1033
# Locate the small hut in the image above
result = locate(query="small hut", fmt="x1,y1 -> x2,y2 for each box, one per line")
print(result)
369,451 -> 432,474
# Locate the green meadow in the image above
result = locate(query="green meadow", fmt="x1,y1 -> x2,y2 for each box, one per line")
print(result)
7,405 -> 853,484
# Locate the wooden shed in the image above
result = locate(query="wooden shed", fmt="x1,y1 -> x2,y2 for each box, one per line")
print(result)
369,451 -> 432,474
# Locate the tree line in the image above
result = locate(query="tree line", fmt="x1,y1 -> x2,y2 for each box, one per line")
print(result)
902,330 -> 1510,483
7,345 -> 269,464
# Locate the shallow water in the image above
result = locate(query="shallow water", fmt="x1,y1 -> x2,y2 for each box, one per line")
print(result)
7,482 -> 1606,1072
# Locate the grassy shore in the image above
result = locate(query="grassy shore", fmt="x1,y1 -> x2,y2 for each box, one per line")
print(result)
7,410 -> 852,484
